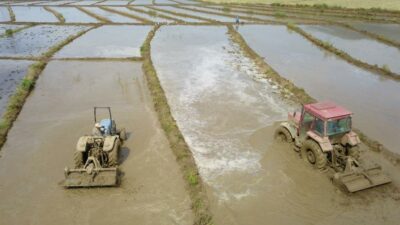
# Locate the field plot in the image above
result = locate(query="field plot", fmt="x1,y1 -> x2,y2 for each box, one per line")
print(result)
50,7 -> 99,23
0,25 -> 89,57
8,1 -> 43,5
155,6 -> 242,22
154,0 -> 177,4
194,5 -> 277,21
82,6 -> 142,22
0,61 -> 193,225
0,7 -> 10,22
350,23 -> 400,43
0,60 -> 33,117
111,6 -> 174,22
35,0 -> 77,5
69,0 -> 99,5
97,0 -> 129,5
54,25 -> 151,58
12,6 -> 59,22
238,24 -> 400,154
145,6 -> 207,22
0,24 -> 25,35
300,25 -> 400,75
173,0 -> 199,4
131,0 -> 153,4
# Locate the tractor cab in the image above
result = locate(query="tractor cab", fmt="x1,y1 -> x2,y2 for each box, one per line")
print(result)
94,107 -> 117,136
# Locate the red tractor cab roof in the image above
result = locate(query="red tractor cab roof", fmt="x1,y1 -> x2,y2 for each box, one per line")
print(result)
304,101 -> 352,120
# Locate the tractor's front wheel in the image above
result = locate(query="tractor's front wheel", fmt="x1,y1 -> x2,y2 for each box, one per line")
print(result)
108,139 -> 121,167
73,151 -> 84,168
348,145 -> 360,159
301,139 -> 327,170
274,126 -> 293,143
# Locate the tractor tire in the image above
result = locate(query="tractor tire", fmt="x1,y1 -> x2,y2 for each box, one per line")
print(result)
119,128 -> 127,141
73,151 -> 84,168
274,126 -> 293,143
108,139 -> 120,167
301,139 -> 327,170
348,145 -> 360,159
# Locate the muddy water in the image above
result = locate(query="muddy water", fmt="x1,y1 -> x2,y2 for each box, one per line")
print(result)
0,61 -> 193,225
109,6 -> 173,23
300,25 -> 400,74
145,6 -> 205,23
51,7 -> 99,23
157,5 -> 242,22
238,25 -> 400,155
350,23 -> 400,43
0,24 -> 25,35
54,25 -> 151,58
0,25 -> 89,57
0,6 -> 10,22
82,6 -> 141,22
152,25 -> 400,225
0,60 -> 33,117
12,6 -> 59,22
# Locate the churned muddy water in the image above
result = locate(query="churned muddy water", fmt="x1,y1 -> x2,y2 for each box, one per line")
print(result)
51,7 -> 99,23
54,25 -> 151,58
0,61 -> 193,225
300,25 -> 400,75
238,25 -> 400,155
350,23 -> 400,43
82,6 -> 141,23
109,7 -> 173,23
0,25 -> 89,57
0,59 -> 33,117
12,6 -> 59,22
0,6 -> 10,22
152,25 -> 400,225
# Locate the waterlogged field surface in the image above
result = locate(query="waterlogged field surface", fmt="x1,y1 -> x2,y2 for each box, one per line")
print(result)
351,23 -> 400,43
196,5 -> 276,21
154,0 -> 177,4
152,25 -> 400,225
109,7 -> 173,22
146,6 -> 206,22
54,25 -> 151,58
157,5 -> 241,22
51,7 -> 99,23
36,0 -> 76,5
0,25 -> 89,57
0,6 -> 10,21
0,61 -> 193,225
238,24 -> 400,155
0,24 -> 25,35
131,0 -> 152,4
12,6 -> 58,22
82,6 -> 141,22
69,0 -> 99,5
97,0 -> 129,5
173,0 -> 199,4
300,25 -> 400,74
0,60 -> 33,117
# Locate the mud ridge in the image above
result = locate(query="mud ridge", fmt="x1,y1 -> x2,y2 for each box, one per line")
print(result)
44,6 -> 66,23
287,23 -> 400,80
101,6 -> 153,24
227,24 -> 400,165
7,6 -> 15,22
145,5 -> 217,23
128,5 -> 185,23
141,25 -> 213,225
76,6 -> 111,23
0,24 -> 35,39
0,25 -> 97,150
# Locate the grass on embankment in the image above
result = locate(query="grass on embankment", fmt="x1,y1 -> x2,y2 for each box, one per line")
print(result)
0,27 -> 97,150
7,6 -> 15,22
227,24 -> 399,164
141,25 -> 213,225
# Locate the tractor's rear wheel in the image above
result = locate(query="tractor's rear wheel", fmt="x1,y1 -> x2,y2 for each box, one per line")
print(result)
301,139 -> 327,170
274,126 -> 293,143
73,151 -> 84,168
108,139 -> 121,167
348,145 -> 360,159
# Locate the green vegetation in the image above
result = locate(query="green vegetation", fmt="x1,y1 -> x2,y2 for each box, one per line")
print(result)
5,29 -> 13,36
141,25 -> 213,225
273,11 -> 287,18
7,6 -> 15,22
222,6 -> 231,13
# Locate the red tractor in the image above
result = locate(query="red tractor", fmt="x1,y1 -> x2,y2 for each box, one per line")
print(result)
275,101 -> 391,192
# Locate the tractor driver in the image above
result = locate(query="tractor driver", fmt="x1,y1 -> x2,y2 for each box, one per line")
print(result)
92,123 -> 104,136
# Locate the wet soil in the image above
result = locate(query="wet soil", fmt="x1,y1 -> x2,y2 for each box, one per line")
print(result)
82,6 -> 142,23
0,59 -> 33,117
51,7 -> 99,23
300,25 -> 400,74
54,25 -> 151,58
151,25 -> 400,225
237,24 -> 400,154
0,61 -> 193,225
12,6 -> 59,22
0,25 -> 89,57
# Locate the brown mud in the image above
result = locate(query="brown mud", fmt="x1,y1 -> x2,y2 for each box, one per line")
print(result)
0,61 -> 194,225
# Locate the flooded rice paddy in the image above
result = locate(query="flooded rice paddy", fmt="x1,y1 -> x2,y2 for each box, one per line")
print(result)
54,25 -> 151,58
51,7 -> 99,23
109,6 -> 173,23
350,23 -> 400,43
0,24 -> 25,35
152,25 -> 400,225
0,7 -> 10,22
0,60 -> 33,117
0,61 -> 193,225
237,25 -> 400,154
300,25 -> 400,74
12,6 -> 59,22
0,25 -> 89,57
97,0 -> 129,5
82,6 -> 141,23
156,5 -> 242,22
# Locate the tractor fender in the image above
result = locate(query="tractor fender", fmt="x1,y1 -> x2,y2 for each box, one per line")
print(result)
306,131 -> 333,152
341,131 -> 361,146
76,136 -> 91,152
280,122 -> 296,140
103,136 -> 118,152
